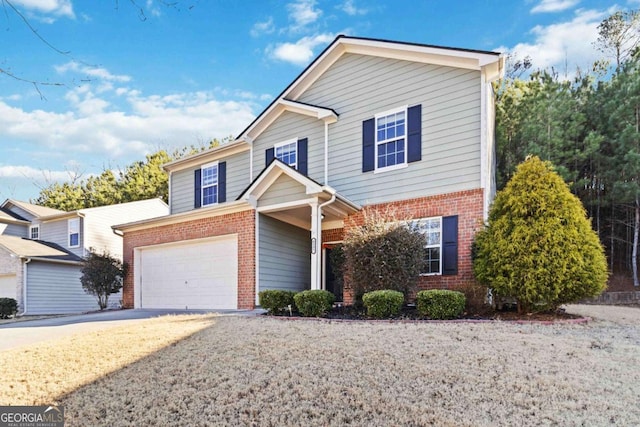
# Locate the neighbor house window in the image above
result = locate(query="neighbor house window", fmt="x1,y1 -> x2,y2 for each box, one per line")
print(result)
29,225 -> 39,240
275,140 -> 297,168
201,162 -> 219,206
68,218 -> 80,248
375,106 -> 407,171
413,217 -> 442,275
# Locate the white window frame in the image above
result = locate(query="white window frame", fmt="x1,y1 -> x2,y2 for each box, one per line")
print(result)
68,218 -> 80,248
374,105 -> 408,173
201,161 -> 219,207
274,139 -> 298,169
29,224 -> 40,240
413,216 -> 442,276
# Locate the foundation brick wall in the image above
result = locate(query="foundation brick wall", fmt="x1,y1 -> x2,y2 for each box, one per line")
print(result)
122,209 -> 256,309
341,189 -> 485,304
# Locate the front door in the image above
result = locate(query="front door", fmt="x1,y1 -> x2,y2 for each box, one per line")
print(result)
324,247 -> 343,302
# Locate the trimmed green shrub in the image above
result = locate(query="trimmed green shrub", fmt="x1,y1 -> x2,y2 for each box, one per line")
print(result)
259,290 -> 297,315
362,290 -> 404,319
416,290 -> 465,320
473,156 -> 608,313
293,290 -> 335,317
342,209 -> 425,299
0,298 -> 18,319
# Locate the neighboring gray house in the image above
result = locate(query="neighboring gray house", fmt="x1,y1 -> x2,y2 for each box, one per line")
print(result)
116,36 -> 504,310
0,198 -> 168,314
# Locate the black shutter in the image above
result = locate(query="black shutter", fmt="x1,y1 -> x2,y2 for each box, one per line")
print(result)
194,169 -> 202,209
265,148 -> 275,166
407,104 -> 422,163
362,118 -> 375,172
218,161 -> 226,203
442,215 -> 458,275
297,138 -> 308,175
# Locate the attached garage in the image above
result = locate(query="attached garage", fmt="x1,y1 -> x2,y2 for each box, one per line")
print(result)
137,235 -> 238,309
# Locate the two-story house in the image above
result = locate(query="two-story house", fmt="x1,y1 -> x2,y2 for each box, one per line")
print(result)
0,198 -> 168,314
115,35 -> 504,310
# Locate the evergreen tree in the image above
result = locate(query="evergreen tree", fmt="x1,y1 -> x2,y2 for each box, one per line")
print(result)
473,156 -> 607,313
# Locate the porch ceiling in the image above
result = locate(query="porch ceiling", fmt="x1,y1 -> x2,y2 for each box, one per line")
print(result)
260,198 -> 354,231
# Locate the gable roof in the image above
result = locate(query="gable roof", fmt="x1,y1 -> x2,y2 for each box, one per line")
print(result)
36,198 -> 169,222
2,199 -> 65,218
0,207 -> 29,225
238,159 -> 360,210
159,35 -> 504,170
0,235 -> 82,264
236,35 -> 504,144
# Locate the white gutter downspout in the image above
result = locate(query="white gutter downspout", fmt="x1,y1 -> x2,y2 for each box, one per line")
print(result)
167,170 -> 173,213
23,257 -> 31,315
324,121 -> 329,185
312,192 -> 337,290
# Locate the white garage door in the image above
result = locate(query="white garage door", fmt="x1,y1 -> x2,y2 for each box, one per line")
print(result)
139,235 -> 238,309
0,274 -> 17,300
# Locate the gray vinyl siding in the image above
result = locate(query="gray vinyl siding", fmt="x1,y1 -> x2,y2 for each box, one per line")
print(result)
252,111 -> 325,182
258,175 -> 308,207
258,214 -> 310,292
298,53 -> 482,205
0,223 -> 28,237
25,261 -> 99,314
170,151 -> 251,214
40,218 -> 84,258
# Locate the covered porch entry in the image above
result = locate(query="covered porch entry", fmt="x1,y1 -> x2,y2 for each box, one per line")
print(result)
240,160 -> 360,302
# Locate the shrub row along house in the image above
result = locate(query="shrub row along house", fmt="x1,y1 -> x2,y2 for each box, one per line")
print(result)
0,199 -> 168,314
114,35 -> 504,310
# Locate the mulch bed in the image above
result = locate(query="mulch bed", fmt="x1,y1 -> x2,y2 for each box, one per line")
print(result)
269,305 -> 583,322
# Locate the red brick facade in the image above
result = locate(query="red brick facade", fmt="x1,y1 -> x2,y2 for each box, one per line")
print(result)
123,189 -> 484,310
122,209 -> 256,309
340,189 -> 485,304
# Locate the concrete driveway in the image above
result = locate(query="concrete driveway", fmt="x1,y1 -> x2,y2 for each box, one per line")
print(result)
0,308 -> 263,351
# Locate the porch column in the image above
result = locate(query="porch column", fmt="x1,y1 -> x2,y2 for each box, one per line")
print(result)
310,200 -> 322,290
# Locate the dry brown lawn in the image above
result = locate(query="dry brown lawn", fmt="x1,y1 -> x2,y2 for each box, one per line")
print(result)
1,306 -> 639,426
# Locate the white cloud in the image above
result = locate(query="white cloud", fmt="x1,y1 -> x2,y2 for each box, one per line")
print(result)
531,0 -> 580,13
287,0 -> 322,32
11,0 -> 75,19
0,165 -> 71,181
0,89 -> 256,163
339,0 -> 367,16
55,61 -> 132,83
269,33 -> 335,65
250,17 -> 275,37
502,8 -> 608,75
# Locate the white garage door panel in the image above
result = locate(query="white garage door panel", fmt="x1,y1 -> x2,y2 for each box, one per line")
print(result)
0,275 -> 17,300
140,236 -> 238,309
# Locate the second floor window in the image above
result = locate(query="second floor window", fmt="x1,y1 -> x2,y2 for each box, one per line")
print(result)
376,107 -> 407,170
29,225 -> 39,240
275,140 -> 297,168
68,218 -> 80,248
201,163 -> 219,206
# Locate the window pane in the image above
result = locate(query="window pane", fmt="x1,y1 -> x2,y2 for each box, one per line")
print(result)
202,165 -> 218,186
275,142 -> 297,167
70,233 -> 79,247
203,186 -> 218,206
425,247 -> 440,274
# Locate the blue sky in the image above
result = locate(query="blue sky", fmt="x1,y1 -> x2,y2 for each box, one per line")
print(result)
0,0 -> 628,202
